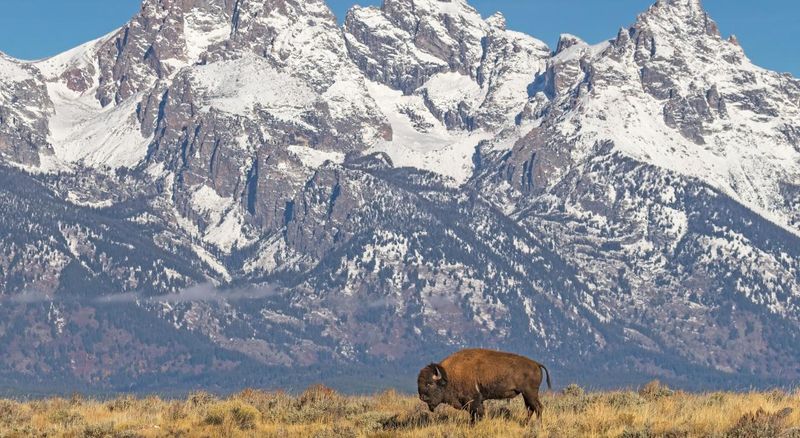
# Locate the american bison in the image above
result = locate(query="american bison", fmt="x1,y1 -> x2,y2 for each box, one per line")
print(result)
417,349 -> 551,422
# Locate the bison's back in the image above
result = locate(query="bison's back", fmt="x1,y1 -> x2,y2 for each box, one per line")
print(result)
440,349 -> 542,393
442,349 -> 539,368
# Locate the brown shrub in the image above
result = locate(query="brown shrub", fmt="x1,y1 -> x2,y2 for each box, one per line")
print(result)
204,400 -> 260,430
229,402 -> 259,430
605,391 -> 645,408
487,404 -> 515,421
351,411 -> 392,434
562,383 -> 585,398
287,385 -> 375,425
299,384 -> 341,406
82,422 -> 115,438
726,407 -> 793,438
374,389 -> 403,408
622,428 -> 689,438
704,392 -> 728,406
41,397 -> 70,414
233,388 -> 282,413
49,408 -> 86,428
106,395 -> 135,412
381,405 -> 434,430
767,389 -> 788,402
782,428 -> 800,438
187,391 -> 216,408
313,424 -> 358,438
234,388 -> 268,403
639,380 -> 674,400
620,427 -> 654,438
69,392 -> 83,406
0,400 -> 31,426
165,400 -> 187,422
248,390 -> 296,423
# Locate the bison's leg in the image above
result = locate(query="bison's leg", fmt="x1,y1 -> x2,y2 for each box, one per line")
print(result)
470,402 -> 486,424
534,397 -> 544,419
469,400 -> 485,424
522,390 -> 543,422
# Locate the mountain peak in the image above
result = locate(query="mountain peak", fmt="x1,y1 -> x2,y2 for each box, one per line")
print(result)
555,34 -> 586,55
640,0 -> 720,37
656,0 -> 704,10
382,0 -> 484,25
485,12 -> 506,30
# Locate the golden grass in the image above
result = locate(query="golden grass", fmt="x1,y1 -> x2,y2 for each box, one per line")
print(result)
0,382 -> 798,437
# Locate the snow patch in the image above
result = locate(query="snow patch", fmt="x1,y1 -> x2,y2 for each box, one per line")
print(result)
190,185 -> 255,253
191,243 -> 231,282
365,80 -> 493,185
184,9 -> 231,61
204,208 -> 255,254
0,54 -> 34,82
287,145 -> 345,168
66,192 -> 114,209
45,81 -> 151,169
190,55 -> 316,119
421,71 -> 484,112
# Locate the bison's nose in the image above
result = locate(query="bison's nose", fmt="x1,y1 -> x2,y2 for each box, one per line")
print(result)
427,403 -> 436,412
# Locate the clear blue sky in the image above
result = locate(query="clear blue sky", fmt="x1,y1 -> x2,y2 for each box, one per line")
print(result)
0,0 -> 797,76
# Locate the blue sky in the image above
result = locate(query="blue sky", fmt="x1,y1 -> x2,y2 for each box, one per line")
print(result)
0,0 -> 797,76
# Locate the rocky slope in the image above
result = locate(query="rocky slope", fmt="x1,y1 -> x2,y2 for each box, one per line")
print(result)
0,0 -> 798,392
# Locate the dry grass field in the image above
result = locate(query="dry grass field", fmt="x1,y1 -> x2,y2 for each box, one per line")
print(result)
1,382 -> 799,437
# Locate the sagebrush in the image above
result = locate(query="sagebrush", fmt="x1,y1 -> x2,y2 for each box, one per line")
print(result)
1,382 -> 798,437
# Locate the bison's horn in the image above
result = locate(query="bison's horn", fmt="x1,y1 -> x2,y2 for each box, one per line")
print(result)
432,366 -> 442,380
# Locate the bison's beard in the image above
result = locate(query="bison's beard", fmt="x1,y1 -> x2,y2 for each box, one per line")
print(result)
419,390 -> 444,412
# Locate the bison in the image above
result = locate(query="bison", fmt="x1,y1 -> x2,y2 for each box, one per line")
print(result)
417,349 -> 551,423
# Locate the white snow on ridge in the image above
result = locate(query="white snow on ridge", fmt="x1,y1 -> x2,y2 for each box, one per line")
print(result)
33,32 -> 111,80
184,9 -> 231,61
0,53 -> 34,82
192,243 -> 232,282
287,145 -> 345,168
579,88 -> 800,237
24,32 -> 154,171
191,185 -> 231,223
190,55 -> 316,119
365,80 -> 493,185
563,35 -> 800,236
190,185 -> 256,253
205,208 -> 255,253
421,71 -> 484,112
45,81 -> 151,169
552,39 -> 611,64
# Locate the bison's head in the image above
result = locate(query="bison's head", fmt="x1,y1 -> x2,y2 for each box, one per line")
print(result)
417,363 -> 448,411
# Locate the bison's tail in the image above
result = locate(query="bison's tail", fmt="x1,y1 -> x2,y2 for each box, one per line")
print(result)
539,364 -> 552,390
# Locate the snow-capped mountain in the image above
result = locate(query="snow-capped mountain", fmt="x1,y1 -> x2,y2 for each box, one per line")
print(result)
0,0 -> 798,392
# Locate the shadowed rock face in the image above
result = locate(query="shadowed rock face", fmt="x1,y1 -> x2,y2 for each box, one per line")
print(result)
96,0 -> 196,106
344,0 -> 487,93
343,0 -> 548,130
0,55 -> 53,166
0,0 -> 799,391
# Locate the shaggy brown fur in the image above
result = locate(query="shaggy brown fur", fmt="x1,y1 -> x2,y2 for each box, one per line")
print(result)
418,349 -> 551,423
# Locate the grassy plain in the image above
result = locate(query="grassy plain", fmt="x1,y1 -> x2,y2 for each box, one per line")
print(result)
1,381 -> 798,437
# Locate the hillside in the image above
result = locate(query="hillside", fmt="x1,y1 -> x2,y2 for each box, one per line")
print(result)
0,384 -> 799,437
